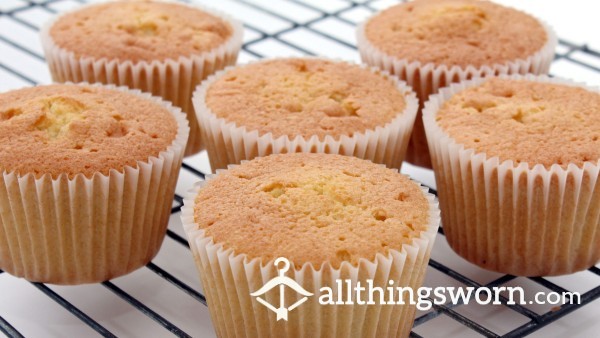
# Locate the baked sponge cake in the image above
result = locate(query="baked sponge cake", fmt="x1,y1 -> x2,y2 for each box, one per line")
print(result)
182,153 -> 440,337
423,75 -> 600,276
41,0 -> 243,156
194,58 -> 418,171
365,0 -> 547,68
357,0 -> 556,168
0,83 -> 189,284
436,78 -> 600,167
0,84 -> 177,177
48,1 -> 231,62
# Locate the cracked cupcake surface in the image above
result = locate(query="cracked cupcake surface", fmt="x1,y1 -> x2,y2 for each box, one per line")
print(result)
49,1 -> 232,62
365,0 -> 547,68
0,84 -> 177,178
436,78 -> 600,168
194,153 -> 429,268
205,58 -> 407,139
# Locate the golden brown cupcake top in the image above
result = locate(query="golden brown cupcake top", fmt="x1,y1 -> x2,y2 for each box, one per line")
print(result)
205,58 -> 407,139
194,153 -> 430,268
436,78 -> 600,168
0,84 -> 178,178
50,1 -> 232,62
365,0 -> 547,68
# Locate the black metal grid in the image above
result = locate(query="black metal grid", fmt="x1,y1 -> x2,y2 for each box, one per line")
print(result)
0,0 -> 599,337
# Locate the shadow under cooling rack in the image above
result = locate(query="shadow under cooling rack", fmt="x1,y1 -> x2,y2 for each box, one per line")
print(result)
0,0 -> 600,337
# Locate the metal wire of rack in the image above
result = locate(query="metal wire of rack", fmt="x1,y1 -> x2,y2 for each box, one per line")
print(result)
0,0 -> 599,337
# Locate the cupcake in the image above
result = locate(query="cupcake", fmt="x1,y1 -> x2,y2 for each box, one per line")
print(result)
357,0 -> 557,168
40,0 -> 243,156
423,75 -> 600,276
193,58 -> 419,172
0,83 -> 189,284
182,153 -> 440,338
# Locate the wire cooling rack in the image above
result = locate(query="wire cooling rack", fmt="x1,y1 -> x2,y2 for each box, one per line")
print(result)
0,0 -> 599,337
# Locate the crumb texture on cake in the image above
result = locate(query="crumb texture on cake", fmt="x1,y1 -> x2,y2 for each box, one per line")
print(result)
365,0 -> 547,68
50,1 -> 232,62
205,58 -> 407,139
0,84 -> 177,178
436,78 -> 600,168
194,153 -> 429,268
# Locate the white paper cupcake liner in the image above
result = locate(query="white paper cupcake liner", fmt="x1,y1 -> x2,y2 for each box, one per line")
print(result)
0,82 -> 190,284
39,0 -> 243,157
356,10 -> 557,168
181,164 -> 440,337
192,57 -> 420,173
422,74 -> 600,276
